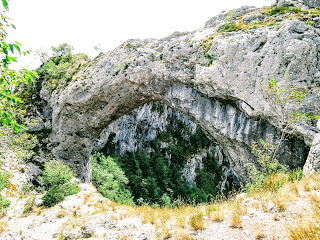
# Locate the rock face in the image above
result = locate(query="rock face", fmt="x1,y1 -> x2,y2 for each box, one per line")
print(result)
277,0 -> 320,8
47,5 -> 320,183
303,120 -> 320,174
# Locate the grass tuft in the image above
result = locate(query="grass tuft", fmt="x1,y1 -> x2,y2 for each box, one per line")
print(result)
229,199 -> 245,228
189,212 -> 205,231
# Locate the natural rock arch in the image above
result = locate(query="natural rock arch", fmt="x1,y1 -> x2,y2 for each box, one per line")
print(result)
48,14 -> 319,183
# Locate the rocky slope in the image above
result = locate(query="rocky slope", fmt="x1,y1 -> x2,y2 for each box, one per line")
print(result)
1,167 -> 320,240
1,127 -> 320,240
38,1 -> 320,183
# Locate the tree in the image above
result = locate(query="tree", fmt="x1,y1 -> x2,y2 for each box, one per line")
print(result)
51,43 -> 74,57
263,77 -> 318,162
0,0 -> 38,132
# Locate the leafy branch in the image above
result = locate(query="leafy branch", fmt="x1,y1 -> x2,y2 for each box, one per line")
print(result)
262,77 -> 318,162
0,0 -> 38,132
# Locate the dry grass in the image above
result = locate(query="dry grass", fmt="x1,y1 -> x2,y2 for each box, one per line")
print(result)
189,212 -> 205,231
206,204 -> 225,222
20,195 -> 36,217
254,224 -> 265,239
0,220 -> 7,233
300,174 -> 320,192
288,217 -> 320,240
287,193 -> 320,239
174,229 -> 194,240
57,210 -> 68,218
157,227 -> 172,239
229,199 -> 246,228
272,195 -> 286,212
48,172 -> 320,239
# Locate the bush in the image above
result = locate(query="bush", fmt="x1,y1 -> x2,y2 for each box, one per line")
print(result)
41,160 -> 80,207
42,183 -> 79,207
0,170 -> 10,192
218,23 -> 240,33
0,197 -> 10,209
35,50 -> 89,93
0,170 -> 11,211
245,139 -> 298,193
41,160 -> 74,187
92,152 -> 134,205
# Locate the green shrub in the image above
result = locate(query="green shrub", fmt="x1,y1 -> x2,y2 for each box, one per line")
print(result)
246,139 -> 289,192
0,170 -> 11,211
0,196 -> 10,209
42,185 -> 65,207
22,195 -> 36,216
42,182 -> 79,207
0,170 -> 10,192
34,50 -> 90,93
41,160 -> 80,207
91,152 -> 134,205
41,160 -> 74,187
267,6 -> 303,15
218,23 -> 240,33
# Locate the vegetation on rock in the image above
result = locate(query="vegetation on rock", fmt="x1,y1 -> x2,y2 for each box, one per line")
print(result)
0,170 -> 10,212
40,160 -> 80,207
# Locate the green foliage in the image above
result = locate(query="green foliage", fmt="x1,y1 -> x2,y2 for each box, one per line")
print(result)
151,101 -> 165,115
195,153 -> 223,196
287,168 -> 303,182
0,170 -> 10,192
113,62 -> 128,76
267,6 -> 304,15
265,78 -> 307,109
263,77 -> 318,162
0,1 -> 38,132
35,52 -> 89,93
246,75 -> 316,192
246,139 -> 287,192
251,139 -> 287,176
0,169 -> 10,210
218,23 -> 240,33
0,196 -> 10,209
91,152 -> 134,205
102,119 -> 226,206
205,54 -> 216,67
42,183 -> 79,207
41,160 -> 74,187
41,160 -> 80,207
51,43 -> 74,57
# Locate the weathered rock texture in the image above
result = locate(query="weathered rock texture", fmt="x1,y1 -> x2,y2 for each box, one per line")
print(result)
304,120 -> 320,174
47,5 -> 320,182
277,0 -> 320,8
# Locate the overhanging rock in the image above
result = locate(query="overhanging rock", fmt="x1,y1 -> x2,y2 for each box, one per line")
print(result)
48,8 -> 320,182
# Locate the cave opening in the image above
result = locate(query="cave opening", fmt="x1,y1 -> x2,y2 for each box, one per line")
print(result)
91,101 -> 240,206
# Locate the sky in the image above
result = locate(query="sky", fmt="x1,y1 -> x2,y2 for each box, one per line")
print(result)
6,0 -> 272,69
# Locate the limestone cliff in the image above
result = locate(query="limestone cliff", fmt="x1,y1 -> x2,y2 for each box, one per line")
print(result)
30,1 -> 320,183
